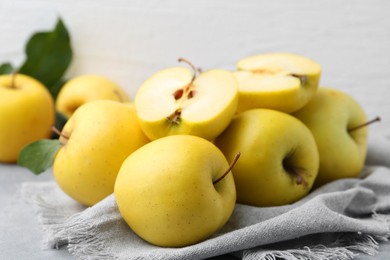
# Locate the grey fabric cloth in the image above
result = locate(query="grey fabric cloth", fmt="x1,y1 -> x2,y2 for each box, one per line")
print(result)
21,135 -> 390,260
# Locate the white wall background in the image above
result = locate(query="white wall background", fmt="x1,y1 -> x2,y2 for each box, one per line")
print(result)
1,0 -> 389,136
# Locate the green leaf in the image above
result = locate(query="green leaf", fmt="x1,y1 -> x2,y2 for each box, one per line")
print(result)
0,63 -> 13,75
18,139 -> 62,175
18,17 -> 72,94
50,78 -> 67,100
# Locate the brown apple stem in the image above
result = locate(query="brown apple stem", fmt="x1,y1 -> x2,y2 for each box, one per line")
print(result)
10,70 -> 17,89
178,57 -> 198,84
113,90 -> 124,103
177,58 -> 202,100
51,125 -> 70,143
213,152 -> 241,185
169,58 -> 200,123
348,116 -> 381,132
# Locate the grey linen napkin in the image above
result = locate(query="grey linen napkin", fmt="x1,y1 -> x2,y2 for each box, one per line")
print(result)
21,135 -> 390,260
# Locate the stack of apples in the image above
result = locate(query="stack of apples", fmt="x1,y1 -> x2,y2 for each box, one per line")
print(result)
0,53 -> 373,248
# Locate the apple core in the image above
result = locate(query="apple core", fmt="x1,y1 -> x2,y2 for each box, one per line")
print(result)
244,68 -> 308,87
166,58 -> 200,126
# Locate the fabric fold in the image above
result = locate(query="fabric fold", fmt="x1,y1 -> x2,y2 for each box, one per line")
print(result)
21,166 -> 390,259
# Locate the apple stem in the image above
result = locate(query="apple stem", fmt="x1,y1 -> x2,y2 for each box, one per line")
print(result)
51,125 -> 70,144
168,58 -> 200,125
213,152 -> 241,185
113,90 -> 124,103
177,58 -> 201,98
10,70 -> 17,89
178,58 -> 198,84
348,116 -> 381,132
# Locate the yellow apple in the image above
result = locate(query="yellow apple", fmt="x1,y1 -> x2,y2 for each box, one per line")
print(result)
53,100 -> 149,206
234,53 -> 321,113
293,87 -> 369,187
114,135 -> 236,247
56,75 -> 130,118
0,74 -> 55,163
215,109 -> 319,207
135,60 -> 238,141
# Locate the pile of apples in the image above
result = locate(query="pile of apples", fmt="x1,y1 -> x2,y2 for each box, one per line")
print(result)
0,53 -> 375,248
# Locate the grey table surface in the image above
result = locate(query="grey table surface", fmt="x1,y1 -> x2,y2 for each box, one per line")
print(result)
1,164 -> 389,260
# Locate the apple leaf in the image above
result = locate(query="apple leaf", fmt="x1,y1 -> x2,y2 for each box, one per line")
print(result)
18,139 -> 62,175
50,78 -> 68,100
0,63 -> 13,75
18,17 -> 72,96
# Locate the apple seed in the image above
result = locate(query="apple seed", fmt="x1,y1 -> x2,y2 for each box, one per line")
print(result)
173,89 -> 184,100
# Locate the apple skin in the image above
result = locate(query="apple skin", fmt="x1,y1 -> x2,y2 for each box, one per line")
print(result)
235,53 -> 321,114
114,135 -> 236,247
56,75 -> 130,118
135,68 -> 238,141
0,74 -> 55,163
53,100 -> 149,206
293,87 -> 368,187
214,109 -> 319,207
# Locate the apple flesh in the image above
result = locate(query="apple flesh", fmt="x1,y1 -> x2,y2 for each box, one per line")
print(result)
114,135 -> 236,247
0,74 -> 55,163
215,108 -> 319,207
56,75 -> 130,118
135,64 -> 238,141
234,53 -> 321,113
293,87 -> 368,187
53,100 -> 149,206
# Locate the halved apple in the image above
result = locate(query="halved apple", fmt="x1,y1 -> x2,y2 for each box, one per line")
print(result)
135,59 -> 238,141
234,53 -> 321,113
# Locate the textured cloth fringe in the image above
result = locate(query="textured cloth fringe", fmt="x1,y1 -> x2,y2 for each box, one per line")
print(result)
242,214 -> 390,260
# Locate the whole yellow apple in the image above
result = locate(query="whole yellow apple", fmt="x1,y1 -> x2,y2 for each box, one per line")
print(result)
114,135 -> 236,247
53,100 -> 149,206
0,74 -> 55,163
293,87 -> 369,187
215,109 -> 319,207
56,75 -> 130,118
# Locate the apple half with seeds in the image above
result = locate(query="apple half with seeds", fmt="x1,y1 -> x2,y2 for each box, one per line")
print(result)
234,53 -> 321,113
135,59 -> 238,141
